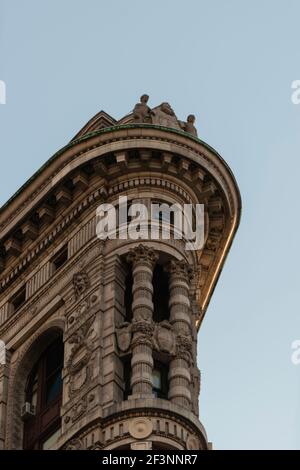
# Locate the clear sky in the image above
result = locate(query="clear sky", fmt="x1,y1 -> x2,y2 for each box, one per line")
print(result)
1,0 -> 300,450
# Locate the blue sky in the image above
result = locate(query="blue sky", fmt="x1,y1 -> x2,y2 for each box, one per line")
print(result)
1,0 -> 300,449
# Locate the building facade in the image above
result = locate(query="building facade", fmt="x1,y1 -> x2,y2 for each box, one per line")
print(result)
0,96 -> 241,450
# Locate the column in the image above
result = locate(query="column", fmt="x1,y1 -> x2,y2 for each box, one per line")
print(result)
167,259 -> 193,409
127,245 -> 158,397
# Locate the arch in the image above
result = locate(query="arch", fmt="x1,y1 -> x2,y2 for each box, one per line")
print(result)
5,319 -> 64,449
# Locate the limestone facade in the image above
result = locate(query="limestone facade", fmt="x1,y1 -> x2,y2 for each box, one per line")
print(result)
0,98 -> 241,450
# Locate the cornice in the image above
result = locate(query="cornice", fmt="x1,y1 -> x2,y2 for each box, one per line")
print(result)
0,124 -> 241,233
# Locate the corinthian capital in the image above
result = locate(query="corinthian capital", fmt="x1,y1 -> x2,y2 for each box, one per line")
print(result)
126,244 -> 158,268
166,259 -> 194,281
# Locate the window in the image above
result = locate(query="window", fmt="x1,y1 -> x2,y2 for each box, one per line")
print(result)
122,356 -> 132,400
51,245 -> 68,272
11,285 -> 26,312
152,361 -> 169,399
124,268 -> 133,322
152,264 -> 170,322
23,336 -> 64,450
122,357 -> 169,401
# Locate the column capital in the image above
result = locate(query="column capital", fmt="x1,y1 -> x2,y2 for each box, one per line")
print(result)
127,244 -> 158,268
166,259 -> 194,281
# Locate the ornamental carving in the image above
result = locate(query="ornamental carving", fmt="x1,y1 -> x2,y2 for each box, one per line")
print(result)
133,306 -> 153,322
64,438 -> 84,450
167,259 -> 194,281
127,244 -> 158,268
73,271 -> 90,298
186,434 -> 200,450
67,315 -> 95,396
131,319 -> 154,347
176,334 -> 193,364
67,298 -> 89,329
66,290 -> 100,331
116,322 -> 132,352
153,320 -> 176,355
152,102 -> 181,130
128,417 -> 153,439
71,395 -> 88,422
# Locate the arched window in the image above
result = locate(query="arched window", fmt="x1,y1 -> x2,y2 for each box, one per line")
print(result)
23,335 -> 64,450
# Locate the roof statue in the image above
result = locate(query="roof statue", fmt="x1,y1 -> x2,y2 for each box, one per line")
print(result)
132,94 -> 154,123
131,95 -> 198,136
70,94 -> 199,142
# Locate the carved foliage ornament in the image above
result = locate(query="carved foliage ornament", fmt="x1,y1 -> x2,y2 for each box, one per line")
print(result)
167,259 -> 194,281
176,334 -> 193,364
126,244 -> 158,268
131,319 -> 154,347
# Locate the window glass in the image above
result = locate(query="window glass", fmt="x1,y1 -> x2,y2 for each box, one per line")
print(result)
45,371 -> 62,405
152,369 -> 162,389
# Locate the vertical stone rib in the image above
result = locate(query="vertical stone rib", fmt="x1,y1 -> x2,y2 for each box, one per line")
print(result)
167,259 -> 193,409
127,245 -> 158,397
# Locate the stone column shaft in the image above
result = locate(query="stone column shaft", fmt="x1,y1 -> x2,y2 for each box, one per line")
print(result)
167,260 -> 193,409
127,245 -> 158,397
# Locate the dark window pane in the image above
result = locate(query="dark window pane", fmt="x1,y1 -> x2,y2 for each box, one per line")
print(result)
52,246 -> 68,271
45,340 -> 63,378
123,357 -> 132,400
124,269 -> 133,322
11,286 -> 26,311
45,371 -> 62,404
153,265 -> 170,322
153,361 -> 169,399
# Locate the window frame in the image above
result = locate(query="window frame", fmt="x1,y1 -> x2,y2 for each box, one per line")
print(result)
23,336 -> 64,450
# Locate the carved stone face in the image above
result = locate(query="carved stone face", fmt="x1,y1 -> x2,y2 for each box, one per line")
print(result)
187,114 -> 195,123
73,272 -> 89,297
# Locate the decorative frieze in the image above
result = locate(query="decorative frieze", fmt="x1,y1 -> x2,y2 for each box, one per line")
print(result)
0,304 -> 12,326
26,262 -> 51,298
69,217 -> 96,257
